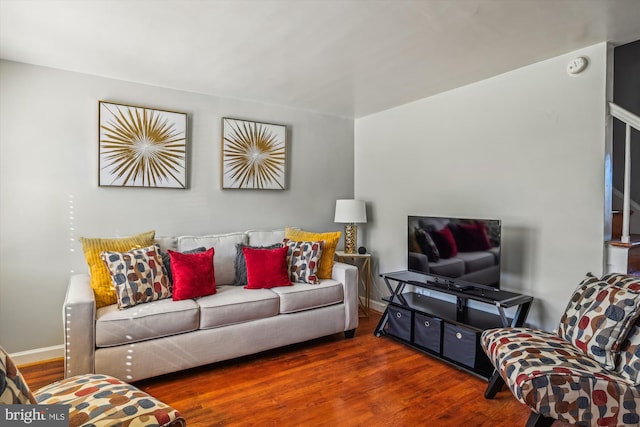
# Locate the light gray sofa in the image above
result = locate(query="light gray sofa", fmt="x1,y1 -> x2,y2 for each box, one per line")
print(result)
63,229 -> 359,382
408,248 -> 500,285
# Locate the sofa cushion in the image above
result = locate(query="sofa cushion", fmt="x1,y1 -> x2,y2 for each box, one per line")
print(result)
456,251 -> 495,274
169,248 -> 216,301
482,327 -> 640,426
155,236 -> 178,252
429,257 -> 465,278
270,279 -> 344,313
79,230 -> 156,308
246,229 -> 286,246
101,244 -> 171,309
178,232 -> 248,285
198,286 -> 279,329
96,298 -> 199,347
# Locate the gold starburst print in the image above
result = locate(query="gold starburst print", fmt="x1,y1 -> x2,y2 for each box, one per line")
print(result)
222,118 -> 287,190
99,102 -> 187,188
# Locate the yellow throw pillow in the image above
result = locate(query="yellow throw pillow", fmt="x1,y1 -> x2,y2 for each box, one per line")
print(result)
79,230 -> 156,308
284,228 -> 340,279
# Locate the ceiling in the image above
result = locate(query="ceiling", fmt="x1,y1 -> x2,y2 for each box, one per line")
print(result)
1,0 -> 639,119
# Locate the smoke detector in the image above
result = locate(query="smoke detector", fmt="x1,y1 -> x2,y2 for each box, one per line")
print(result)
567,57 -> 588,75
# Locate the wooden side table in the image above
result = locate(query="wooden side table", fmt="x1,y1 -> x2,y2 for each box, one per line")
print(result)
334,251 -> 371,317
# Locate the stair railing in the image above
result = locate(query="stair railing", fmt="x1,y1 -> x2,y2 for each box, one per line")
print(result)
610,102 -> 640,244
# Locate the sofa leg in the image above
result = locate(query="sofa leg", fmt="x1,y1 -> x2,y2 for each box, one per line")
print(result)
344,329 -> 356,339
525,411 -> 554,427
484,370 -> 505,399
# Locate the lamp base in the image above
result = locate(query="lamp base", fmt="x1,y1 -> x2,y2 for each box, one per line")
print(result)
344,223 -> 357,254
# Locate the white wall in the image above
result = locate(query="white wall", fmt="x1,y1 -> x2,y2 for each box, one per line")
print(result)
0,60 -> 354,354
355,43 -> 609,332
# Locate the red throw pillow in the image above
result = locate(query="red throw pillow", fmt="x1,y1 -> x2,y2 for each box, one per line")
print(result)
168,248 -> 216,300
243,246 -> 292,289
457,222 -> 492,252
430,226 -> 458,259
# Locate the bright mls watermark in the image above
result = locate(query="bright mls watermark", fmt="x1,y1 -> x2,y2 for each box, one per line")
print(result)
1,405 -> 69,426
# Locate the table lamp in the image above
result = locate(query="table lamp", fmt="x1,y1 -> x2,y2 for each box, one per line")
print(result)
334,199 -> 367,254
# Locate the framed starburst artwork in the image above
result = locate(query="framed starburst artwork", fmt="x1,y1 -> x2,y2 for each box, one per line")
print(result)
221,118 -> 287,190
99,101 -> 187,188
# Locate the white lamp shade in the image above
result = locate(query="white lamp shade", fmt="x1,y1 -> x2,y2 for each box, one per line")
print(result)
334,199 -> 367,223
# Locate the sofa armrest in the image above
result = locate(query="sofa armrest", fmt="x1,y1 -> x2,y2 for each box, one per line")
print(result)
332,262 -> 359,331
408,251 -> 429,273
63,274 -> 96,378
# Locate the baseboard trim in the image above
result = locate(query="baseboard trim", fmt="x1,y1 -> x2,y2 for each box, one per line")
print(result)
369,299 -> 387,314
11,345 -> 64,366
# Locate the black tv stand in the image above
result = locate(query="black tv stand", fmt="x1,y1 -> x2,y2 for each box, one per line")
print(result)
443,282 -> 474,292
375,270 -> 533,380
410,278 -> 476,292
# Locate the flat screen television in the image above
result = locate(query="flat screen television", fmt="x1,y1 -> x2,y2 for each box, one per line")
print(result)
408,215 -> 501,290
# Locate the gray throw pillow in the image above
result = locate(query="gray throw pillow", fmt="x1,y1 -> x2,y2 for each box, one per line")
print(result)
233,243 -> 283,285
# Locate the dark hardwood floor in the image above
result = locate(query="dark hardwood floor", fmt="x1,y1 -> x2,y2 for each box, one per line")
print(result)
20,311 -> 535,426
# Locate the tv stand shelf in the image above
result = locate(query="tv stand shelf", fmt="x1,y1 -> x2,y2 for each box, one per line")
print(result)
374,270 -> 533,379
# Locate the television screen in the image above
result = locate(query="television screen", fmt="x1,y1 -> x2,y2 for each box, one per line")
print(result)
408,216 -> 501,289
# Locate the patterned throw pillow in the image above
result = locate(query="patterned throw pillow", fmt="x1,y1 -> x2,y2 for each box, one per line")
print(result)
602,272 -> 640,291
0,346 -> 36,404
283,239 -> 324,284
557,273 -> 604,339
559,274 -> 640,369
80,230 -> 156,308
284,228 -> 340,279
414,228 -> 439,262
618,320 -> 640,384
101,244 -> 171,310
607,274 -> 640,384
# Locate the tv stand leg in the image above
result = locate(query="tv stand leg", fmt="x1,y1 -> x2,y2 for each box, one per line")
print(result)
374,308 -> 389,337
455,297 -> 468,322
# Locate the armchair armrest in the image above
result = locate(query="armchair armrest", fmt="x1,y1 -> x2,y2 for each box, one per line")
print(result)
332,261 -> 359,331
63,274 -> 96,378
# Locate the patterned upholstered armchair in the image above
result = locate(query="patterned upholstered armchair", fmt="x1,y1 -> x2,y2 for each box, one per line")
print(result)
0,346 -> 185,426
482,273 -> 640,427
